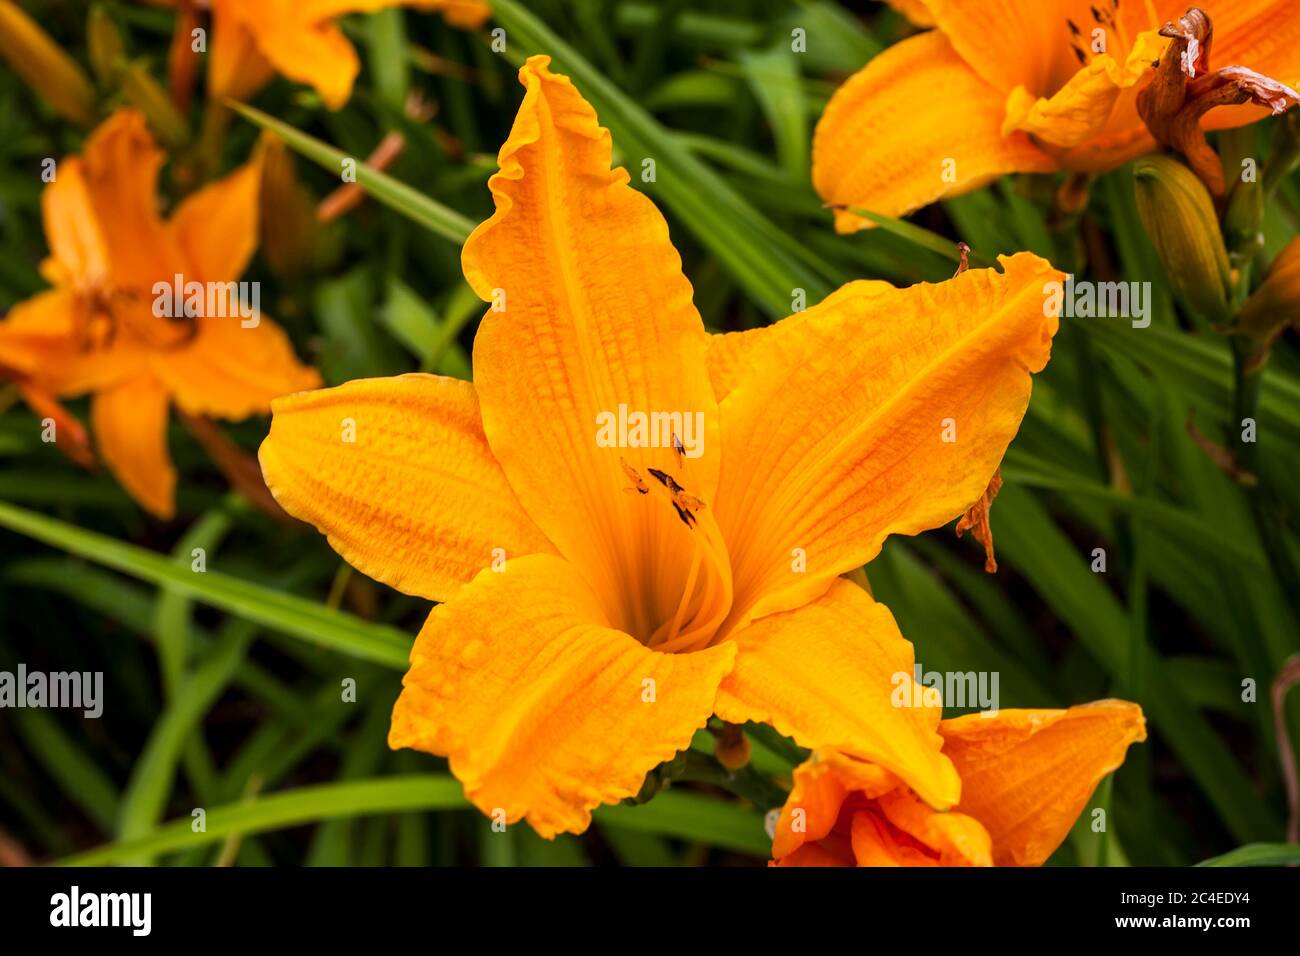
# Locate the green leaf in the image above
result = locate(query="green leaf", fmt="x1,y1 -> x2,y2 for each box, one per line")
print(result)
993,485 -> 1280,842
1196,843 -> 1300,866
834,204 -> 996,269
11,709 -> 120,834
60,776 -> 468,866
0,500 -> 412,670
116,628 -> 252,864
739,44 -> 808,178
229,102 -> 474,245
1080,316 -> 1300,446
595,790 -> 771,858
366,8 -> 409,112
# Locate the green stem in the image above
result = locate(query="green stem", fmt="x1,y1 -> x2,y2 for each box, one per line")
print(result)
1230,341 -> 1300,609
672,750 -> 788,811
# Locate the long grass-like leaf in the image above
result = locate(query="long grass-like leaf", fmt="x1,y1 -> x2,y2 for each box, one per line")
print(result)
229,102 -> 474,245
0,501 -> 411,669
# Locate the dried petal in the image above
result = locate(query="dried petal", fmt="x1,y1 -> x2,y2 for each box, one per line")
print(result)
956,468 -> 1003,573
1138,8 -> 1300,197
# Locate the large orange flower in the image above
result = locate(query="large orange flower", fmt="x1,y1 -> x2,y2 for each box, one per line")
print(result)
772,701 -> 1147,866
260,56 -> 1065,837
208,0 -> 491,109
817,0 -> 1300,231
0,109 -> 320,518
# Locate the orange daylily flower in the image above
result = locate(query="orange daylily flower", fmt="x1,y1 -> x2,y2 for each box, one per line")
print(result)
817,0 -> 1300,231
772,700 -> 1147,866
206,0 -> 491,109
260,55 -> 1065,838
0,109 -> 320,518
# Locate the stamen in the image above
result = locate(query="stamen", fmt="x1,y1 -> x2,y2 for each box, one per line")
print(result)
1067,0 -> 1132,67
952,242 -> 971,278
620,456 -> 650,494
647,467 -> 707,529
624,458 -> 732,652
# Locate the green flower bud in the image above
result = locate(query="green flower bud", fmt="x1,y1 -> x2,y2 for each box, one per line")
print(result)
87,5 -> 125,87
1224,178 -> 1265,265
1133,154 -> 1233,325
0,0 -> 96,126
1238,236 -> 1300,346
120,60 -> 189,150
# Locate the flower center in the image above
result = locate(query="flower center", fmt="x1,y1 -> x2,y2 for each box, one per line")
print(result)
1064,0 -> 1146,74
618,455 -> 733,653
77,285 -> 196,352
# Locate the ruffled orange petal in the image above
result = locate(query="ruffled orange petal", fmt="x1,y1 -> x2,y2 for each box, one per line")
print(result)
209,0 -> 276,104
462,56 -> 726,642
0,289 -> 147,396
771,841 -> 854,867
0,289 -> 79,378
260,374 -> 556,604
874,787 -> 992,866
704,281 -> 894,403
939,700 -> 1147,866
217,0 -> 361,110
715,579 -> 960,811
80,110 -> 187,290
92,374 -> 176,519
771,750 -> 898,859
882,0 -> 935,28
16,383 -> 94,468
813,31 -> 1056,231
255,19 -> 359,111
919,0 -> 1096,97
1002,30 -> 1168,152
167,146 -> 264,283
389,554 -> 736,837
149,311 -> 320,419
40,157 -> 107,292
849,808 -> 946,866
301,0 -> 491,29
714,255 -> 1061,633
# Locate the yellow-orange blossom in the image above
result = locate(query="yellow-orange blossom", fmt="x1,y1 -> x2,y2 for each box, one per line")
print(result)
816,0 -> 1300,231
772,702 -> 1146,866
0,109 -> 319,518
261,56 -> 1067,837
206,0 -> 491,109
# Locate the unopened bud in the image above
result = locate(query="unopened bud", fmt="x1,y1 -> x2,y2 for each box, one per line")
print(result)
87,5 -> 125,86
1238,237 -> 1300,346
259,134 -> 317,279
0,0 -> 97,126
713,722 -> 751,770
120,59 -> 190,150
1223,178 -> 1265,264
1133,154 -> 1232,324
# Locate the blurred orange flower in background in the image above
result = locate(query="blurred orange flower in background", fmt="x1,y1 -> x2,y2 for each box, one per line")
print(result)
0,109 -> 320,518
771,701 -> 1147,866
816,0 -> 1300,231
205,0 -> 491,108
261,56 -> 1067,838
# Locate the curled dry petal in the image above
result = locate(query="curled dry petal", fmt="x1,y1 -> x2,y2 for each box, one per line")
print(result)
956,468 -> 1003,573
1138,7 -> 1300,197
